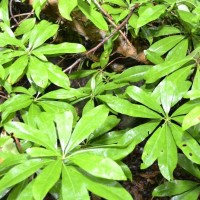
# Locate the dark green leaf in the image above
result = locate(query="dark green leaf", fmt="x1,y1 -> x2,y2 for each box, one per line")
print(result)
153,180 -> 199,197
171,124 -> 200,164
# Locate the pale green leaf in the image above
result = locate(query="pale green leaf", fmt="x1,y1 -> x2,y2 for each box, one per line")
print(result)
15,18 -> 36,36
126,85 -> 164,114
114,65 -> 150,83
54,111 -> 73,153
47,63 -> 70,89
28,20 -> 59,50
69,152 -> 126,180
72,167 -> 133,200
7,55 -> 28,84
26,147 -> 60,157
33,42 -> 86,55
98,95 -> 161,119
137,5 -> 166,28
158,125 -> 177,181
4,122 -> 56,152
58,0 -> 77,20
33,160 -> 62,200
182,106 -> 200,130
28,56 -> 49,88
78,0 -> 108,30
141,126 -> 165,169
62,165 -> 90,200
148,35 -> 184,56
145,56 -> 191,83
166,39 -> 188,62
67,105 -> 109,152
0,159 -> 48,193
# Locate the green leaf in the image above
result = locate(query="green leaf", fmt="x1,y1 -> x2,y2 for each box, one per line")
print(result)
28,20 -> 59,50
1,94 -> 32,122
90,115 -> 120,140
7,180 -> 28,200
178,154 -> 200,179
137,5 -> 166,28
158,125 -> 177,181
22,103 -> 41,128
0,33 -> 25,49
73,167 -> 133,200
171,186 -> 200,200
7,55 -> 28,84
35,112 -> 57,149
0,0 -> 10,26
119,120 -> 160,146
165,39 -> 188,62
152,25 -> 181,37
26,147 -> 60,157
4,122 -> 56,152
141,126 -> 165,169
145,56 -> 191,83
98,95 -> 161,119
28,56 -> 49,88
47,63 -> 70,89
33,42 -> 86,55
171,124 -> 200,164
17,180 -> 34,200
69,152 -> 126,180
126,85 -> 164,114
67,105 -> 109,152
0,64 -> 5,79
33,160 -> 62,200
78,0 -> 108,30
145,50 -> 164,64
15,18 -> 36,36
153,180 -> 199,197
54,111 -> 73,153
61,165 -> 90,200
58,0 -> 77,20
114,65 -> 150,83
148,35 -> 184,56
40,88 -> 86,100
182,106 -> 200,130
172,99 -> 200,117
0,152 -> 27,173
0,159 -> 48,193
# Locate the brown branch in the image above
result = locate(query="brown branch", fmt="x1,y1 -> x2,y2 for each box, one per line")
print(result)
92,0 -> 133,47
85,6 -> 135,56
9,0 -> 19,25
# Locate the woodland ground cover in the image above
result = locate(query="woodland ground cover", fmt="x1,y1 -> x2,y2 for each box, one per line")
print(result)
0,0 -> 200,199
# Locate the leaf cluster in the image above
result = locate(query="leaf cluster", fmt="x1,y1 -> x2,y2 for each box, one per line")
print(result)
0,0 -> 200,199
